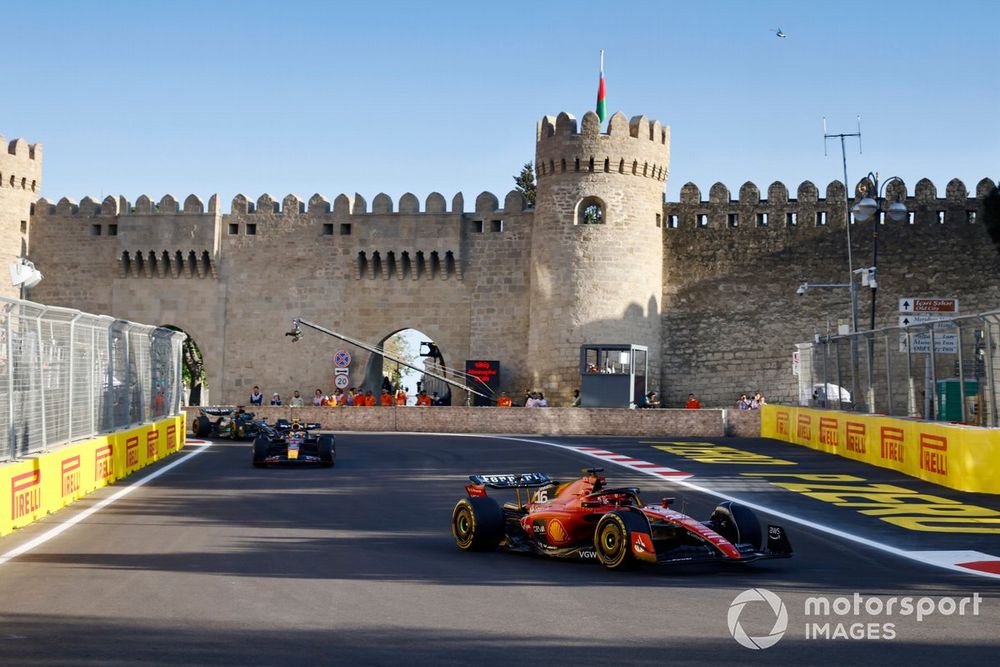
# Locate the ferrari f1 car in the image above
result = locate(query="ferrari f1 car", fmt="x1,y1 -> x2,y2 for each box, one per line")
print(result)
191,407 -> 261,440
251,418 -> 335,468
451,468 -> 791,570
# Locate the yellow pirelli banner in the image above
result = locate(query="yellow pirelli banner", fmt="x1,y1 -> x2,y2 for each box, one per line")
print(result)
0,415 -> 187,536
761,405 -> 1000,494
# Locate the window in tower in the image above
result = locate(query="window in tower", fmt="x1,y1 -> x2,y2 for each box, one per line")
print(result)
576,197 -> 605,225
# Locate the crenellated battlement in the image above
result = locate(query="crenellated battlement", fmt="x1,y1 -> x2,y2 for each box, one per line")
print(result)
34,189 -> 532,217
664,177 -> 998,230
535,111 -> 670,184
0,135 -> 43,193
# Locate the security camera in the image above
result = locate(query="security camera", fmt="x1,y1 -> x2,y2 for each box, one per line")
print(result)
796,284 -> 807,296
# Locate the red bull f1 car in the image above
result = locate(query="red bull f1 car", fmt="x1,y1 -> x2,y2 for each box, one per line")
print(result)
451,468 -> 792,570
252,419 -> 335,468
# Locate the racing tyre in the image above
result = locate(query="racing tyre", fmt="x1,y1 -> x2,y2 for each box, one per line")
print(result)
192,415 -> 211,438
318,434 -> 336,468
452,497 -> 504,551
594,512 -> 636,570
252,436 -> 270,468
709,501 -> 762,549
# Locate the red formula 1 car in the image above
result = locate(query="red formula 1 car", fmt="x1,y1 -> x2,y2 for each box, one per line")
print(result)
451,468 -> 792,570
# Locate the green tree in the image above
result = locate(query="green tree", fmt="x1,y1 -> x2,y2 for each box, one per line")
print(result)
513,162 -> 536,208
382,332 -> 416,389
982,183 -> 1000,253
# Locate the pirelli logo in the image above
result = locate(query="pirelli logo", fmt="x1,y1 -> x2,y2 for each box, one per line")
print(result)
61,455 -> 81,498
147,429 -> 159,459
797,414 -> 812,440
776,411 -> 789,436
11,469 -> 41,520
819,417 -> 839,448
95,444 -> 114,481
880,427 -> 905,463
845,422 -> 866,453
166,424 -> 176,450
919,434 -> 948,476
126,436 -> 140,469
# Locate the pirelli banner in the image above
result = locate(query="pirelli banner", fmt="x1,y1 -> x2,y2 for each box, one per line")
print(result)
0,415 -> 186,536
761,405 -> 1000,494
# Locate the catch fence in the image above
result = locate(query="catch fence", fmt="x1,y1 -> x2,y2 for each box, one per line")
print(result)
796,309 -> 1000,426
0,297 -> 186,461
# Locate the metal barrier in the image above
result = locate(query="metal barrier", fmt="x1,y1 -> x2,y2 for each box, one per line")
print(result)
0,297 -> 186,462
796,309 -> 1000,426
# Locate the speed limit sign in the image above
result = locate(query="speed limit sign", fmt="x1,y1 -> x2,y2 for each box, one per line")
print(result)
334,374 -> 350,389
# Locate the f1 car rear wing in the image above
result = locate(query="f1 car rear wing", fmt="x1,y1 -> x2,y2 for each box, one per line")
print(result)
469,473 -> 552,489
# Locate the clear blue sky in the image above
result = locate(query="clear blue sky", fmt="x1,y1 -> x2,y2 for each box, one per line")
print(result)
4,0 -> 997,207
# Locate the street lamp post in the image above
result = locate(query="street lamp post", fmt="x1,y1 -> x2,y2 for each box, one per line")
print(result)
851,173 -> 907,411
851,173 -> 908,330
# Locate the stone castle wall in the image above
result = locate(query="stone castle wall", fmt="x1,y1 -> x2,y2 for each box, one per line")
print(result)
661,177 -> 1000,407
28,189 -> 537,404
13,116 -> 1000,408
0,136 -> 42,299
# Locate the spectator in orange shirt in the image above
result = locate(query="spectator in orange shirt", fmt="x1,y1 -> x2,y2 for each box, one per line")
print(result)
364,390 -> 377,406
497,392 -> 512,407
686,393 -> 702,409
380,390 -> 394,406
416,390 -> 432,406
395,387 -> 407,406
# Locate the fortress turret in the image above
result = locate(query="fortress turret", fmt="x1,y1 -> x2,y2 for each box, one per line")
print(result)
0,134 -> 44,298
528,111 -> 669,401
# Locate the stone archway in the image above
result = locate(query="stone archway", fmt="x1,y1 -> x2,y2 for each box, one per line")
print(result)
361,328 -> 451,405
162,325 -> 206,406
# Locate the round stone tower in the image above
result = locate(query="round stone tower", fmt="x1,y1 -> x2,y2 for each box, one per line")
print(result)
527,110 -> 669,402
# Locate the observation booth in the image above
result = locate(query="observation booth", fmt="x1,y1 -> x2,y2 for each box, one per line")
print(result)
579,344 -> 648,408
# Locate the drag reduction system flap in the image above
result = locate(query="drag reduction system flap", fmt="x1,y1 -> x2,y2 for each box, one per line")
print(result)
469,473 -> 552,489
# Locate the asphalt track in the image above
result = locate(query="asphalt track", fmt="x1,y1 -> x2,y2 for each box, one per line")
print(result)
1,432 -> 998,666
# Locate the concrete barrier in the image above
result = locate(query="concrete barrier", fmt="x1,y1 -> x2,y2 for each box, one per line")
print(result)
761,404 -> 1000,494
0,415 -> 187,535
185,405 -> 761,438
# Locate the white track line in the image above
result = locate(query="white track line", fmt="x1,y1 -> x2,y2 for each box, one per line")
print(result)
447,433 -> 1000,582
0,441 -> 212,567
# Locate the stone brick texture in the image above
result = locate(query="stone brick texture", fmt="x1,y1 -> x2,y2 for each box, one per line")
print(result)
10,117 -> 999,412
0,136 -> 42,299
185,405 -> 760,438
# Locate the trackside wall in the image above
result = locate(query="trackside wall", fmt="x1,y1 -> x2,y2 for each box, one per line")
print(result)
760,405 -> 1000,494
187,406 -> 762,438
0,415 -> 187,535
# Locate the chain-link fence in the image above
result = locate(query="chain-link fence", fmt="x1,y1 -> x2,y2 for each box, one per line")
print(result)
796,309 -> 1000,426
0,297 -> 186,462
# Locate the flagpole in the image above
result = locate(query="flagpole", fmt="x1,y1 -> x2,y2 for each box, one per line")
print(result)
600,49 -> 604,74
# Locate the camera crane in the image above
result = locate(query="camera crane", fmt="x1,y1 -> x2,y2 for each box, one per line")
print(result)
285,318 -> 494,402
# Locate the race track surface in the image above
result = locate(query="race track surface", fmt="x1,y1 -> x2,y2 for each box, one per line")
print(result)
1,433 -> 998,666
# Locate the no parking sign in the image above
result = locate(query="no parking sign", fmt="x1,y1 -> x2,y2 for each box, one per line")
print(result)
334,350 -> 352,367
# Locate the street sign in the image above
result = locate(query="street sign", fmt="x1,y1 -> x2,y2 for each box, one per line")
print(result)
899,298 -> 959,314
898,314 -> 958,328
792,350 -> 800,377
334,374 -> 350,389
334,367 -> 349,375
899,332 -> 959,354
334,350 -> 352,367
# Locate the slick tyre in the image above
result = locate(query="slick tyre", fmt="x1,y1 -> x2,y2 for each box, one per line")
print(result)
251,436 -> 270,468
452,497 -> 504,551
318,434 -> 336,468
710,501 -> 762,549
595,512 -> 636,571
192,415 -> 211,438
